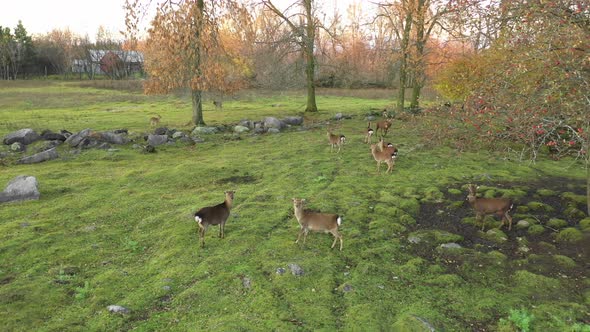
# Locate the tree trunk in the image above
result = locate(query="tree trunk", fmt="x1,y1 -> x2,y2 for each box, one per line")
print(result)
192,89 -> 205,126
304,0 -> 318,112
398,11 -> 413,113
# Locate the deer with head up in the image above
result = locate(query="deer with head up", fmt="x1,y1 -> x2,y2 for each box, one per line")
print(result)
194,190 -> 235,248
150,114 -> 161,127
376,118 -> 393,137
292,198 -> 343,251
466,184 -> 514,231
370,143 -> 397,174
364,122 -> 374,144
327,131 -> 346,153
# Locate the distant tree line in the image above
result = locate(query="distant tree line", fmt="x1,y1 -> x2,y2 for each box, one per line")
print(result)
0,21 -> 143,80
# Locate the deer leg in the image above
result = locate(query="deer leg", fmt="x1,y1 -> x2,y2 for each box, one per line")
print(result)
302,229 -> 309,244
296,228 -> 305,243
476,213 -> 485,231
219,223 -> 224,238
376,161 -> 381,173
505,212 -> 513,231
200,225 -> 208,248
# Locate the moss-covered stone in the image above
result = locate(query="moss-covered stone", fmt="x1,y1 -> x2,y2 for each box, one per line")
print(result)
426,273 -> 463,286
526,201 -> 555,212
398,214 -> 416,226
528,224 -> 545,235
552,255 -> 577,269
479,229 -> 508,244
407,230 -> 463,245
563,206 -> 586,219
536,189 -> 557,197
421,186 -> 444,203
513,270 -> 560,299
369,218 -> 406,240
447,188 -> 462,195
556,228 -> 583,243
560,192 -> 587,205
391,313 -> 437,332
580,218 -> 590,231
398,198 -> 420,216
499,188 -> 528,199
537,241 -> 556,252
516,205 -> 530,213
483,189 -> 498,198
547,218 -> 568,229
448,201 -> 465,210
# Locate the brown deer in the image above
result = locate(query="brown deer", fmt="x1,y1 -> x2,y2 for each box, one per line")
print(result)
370,143 -> 397,174
194,191 -> 235,248
150,114 -> 162,127
364,122 -> 374,144
376,118 -> 393,137
327,131 -> 345,153
292,198 -> 343,251
466,184 -> 514,231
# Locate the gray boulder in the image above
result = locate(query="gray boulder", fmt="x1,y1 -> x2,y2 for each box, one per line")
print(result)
282,116 -> 303,126
154,127 -> 168,135
147,134 -> 169,146
172,131 -> 186,139
288,263 -> 304,276
65,129 -> 93,147
3,129 -> 40,145
191,127 -> 218,135
0,175 -> 40,203
18,148 -> 59,164
263,117 -> 285,129
41,131 -> 66,141
334,113 -> 344,120
107,305 -> 130,314
239,120 -> 253,129
234,125 -> 250,133
101,132 -> 129,145
267,128 -> 280,134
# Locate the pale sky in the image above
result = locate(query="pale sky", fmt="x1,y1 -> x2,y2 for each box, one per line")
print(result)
1,0 -> 369,40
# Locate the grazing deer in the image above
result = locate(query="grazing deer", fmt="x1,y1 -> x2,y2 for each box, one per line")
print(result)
376,118 -> 393,137
150,114 -> 162,127
194,191 -> 235,248
370,143 -> 397,174
364,122 -> 374,144
376,137 -> 396,153
292,198 -> 343,251
327,131 -> 346,153
466,184 -> 514,231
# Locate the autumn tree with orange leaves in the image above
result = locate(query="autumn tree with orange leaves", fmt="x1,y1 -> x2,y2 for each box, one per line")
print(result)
125,0 -> 251,126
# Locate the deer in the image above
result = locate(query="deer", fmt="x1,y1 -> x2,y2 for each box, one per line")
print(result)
376,118 -> 394,137
292,198 -> 343,251
466,184 -> 514,231
194,190 -> 235,248
376,137 -> 396,153
150,114 -> 162,127
370,143 -> 397,174
327,131 -> 346,153
364,122 -> 374,144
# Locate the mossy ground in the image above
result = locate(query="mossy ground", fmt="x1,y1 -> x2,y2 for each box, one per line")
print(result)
0,81 -> 588,331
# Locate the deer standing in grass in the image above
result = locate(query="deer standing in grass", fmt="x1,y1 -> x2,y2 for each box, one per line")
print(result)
292,198 -> 343,251
370,143 -> 397,174
150,114 -> 162,127
327,131 -> 346,153
194,191 -> 235,248
466,184 -> 514,231
376,118 -> 393,137
364,122 -> 374,144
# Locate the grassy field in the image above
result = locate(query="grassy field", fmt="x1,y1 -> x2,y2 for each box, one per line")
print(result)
0,81 -> 588,331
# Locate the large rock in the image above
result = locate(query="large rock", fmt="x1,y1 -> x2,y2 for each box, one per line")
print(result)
0,175 -> 40,203
41,130 -> 66,142
11,142 -> 26,152
234,125 -> 250,133
147,134 -> 169,146
101,132 -> 129,145
282,116 -> 303,126
3,129 -> 40,145
18,148 -> 59,164
191,127 -> 218,135
263,117 -> 285,130
65,129 -> 93,147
